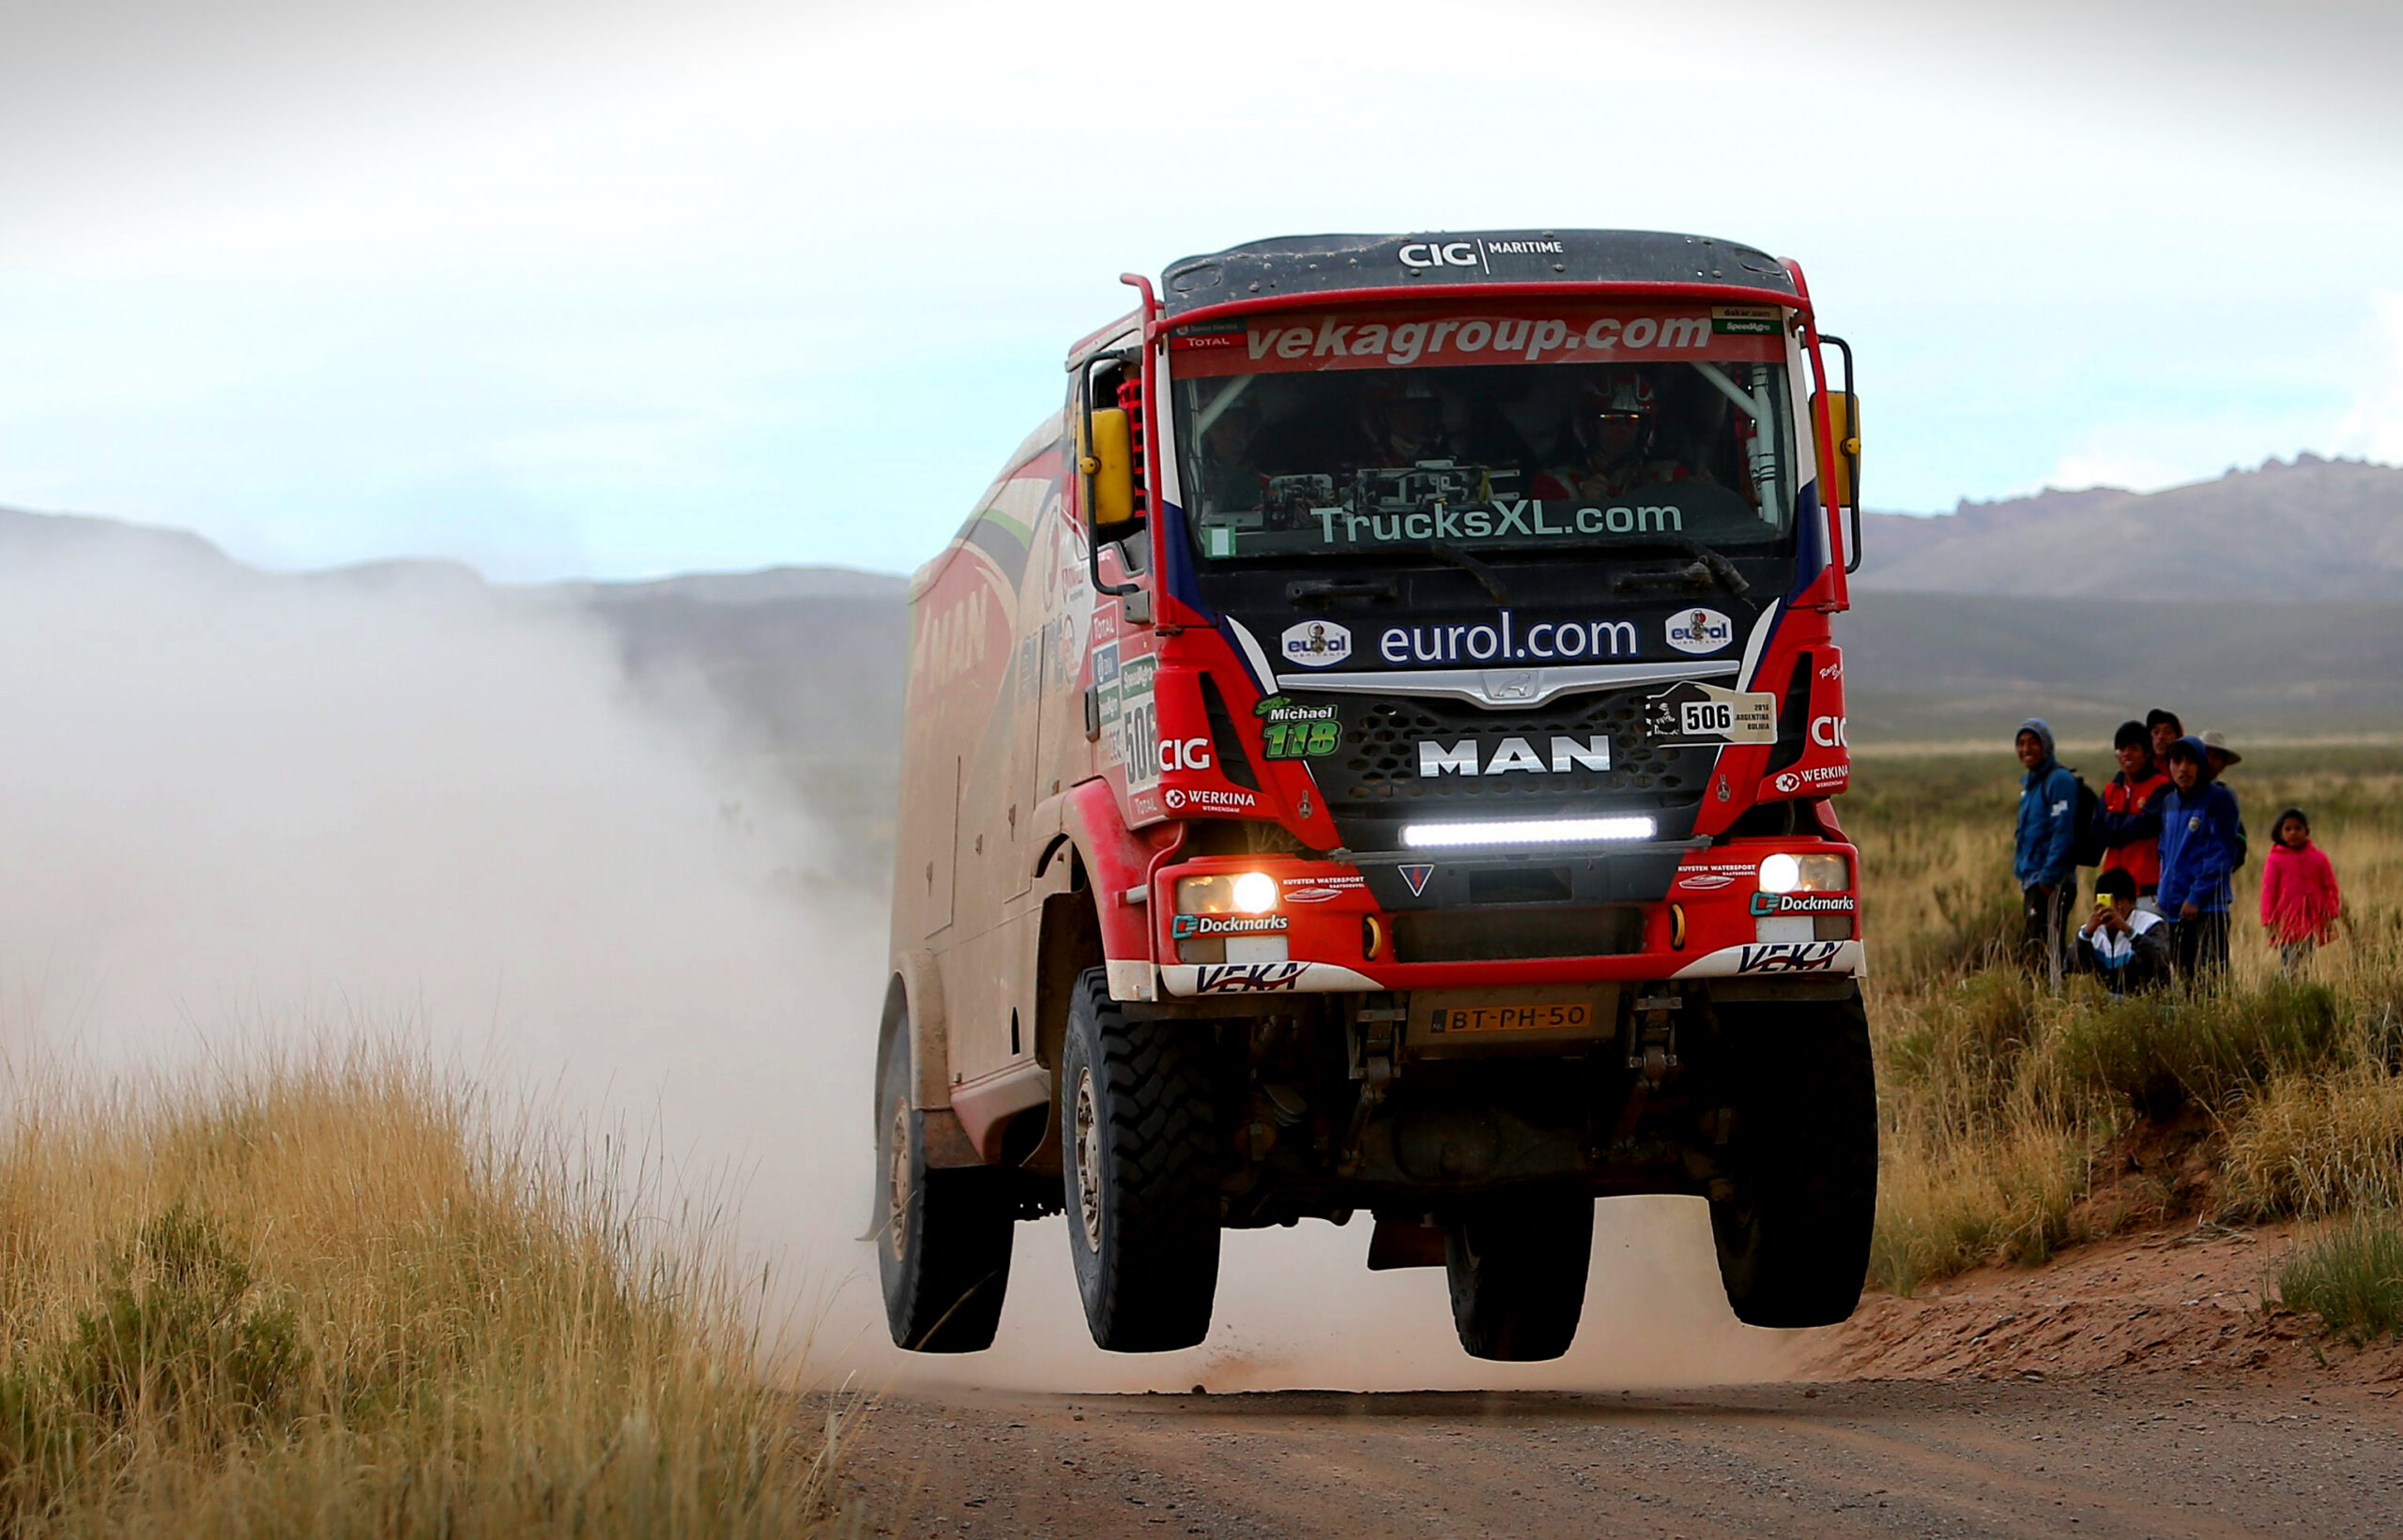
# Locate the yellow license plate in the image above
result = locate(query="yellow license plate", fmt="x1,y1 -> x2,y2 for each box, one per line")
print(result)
1428,1000 -> 1594,1035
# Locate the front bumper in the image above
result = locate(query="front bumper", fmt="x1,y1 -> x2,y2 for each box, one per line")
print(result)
1140,842 -> 1862,999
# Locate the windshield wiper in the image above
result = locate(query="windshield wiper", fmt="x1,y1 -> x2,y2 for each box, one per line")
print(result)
1609,535 -> 1751,599
1427,540 -> 1513,605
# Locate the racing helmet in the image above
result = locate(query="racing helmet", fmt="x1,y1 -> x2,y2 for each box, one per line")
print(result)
1581,369 -> 1657,454
1370,374 -> 1446,456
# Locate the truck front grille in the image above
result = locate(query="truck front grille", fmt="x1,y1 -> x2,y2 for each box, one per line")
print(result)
1391,905 -> 1645,962
1335,694 -> 1694,803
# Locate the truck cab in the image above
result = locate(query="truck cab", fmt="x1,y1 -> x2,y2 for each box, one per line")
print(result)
876,230 -> 1875,1362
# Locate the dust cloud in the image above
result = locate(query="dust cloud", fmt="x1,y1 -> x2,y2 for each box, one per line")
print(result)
0,540 -> 1801,1393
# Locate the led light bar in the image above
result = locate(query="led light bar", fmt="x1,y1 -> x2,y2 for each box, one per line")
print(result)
1400,816 -> 1657,849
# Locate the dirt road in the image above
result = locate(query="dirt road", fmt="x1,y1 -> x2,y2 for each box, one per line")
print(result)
838,1227 -> 2403,1536
843,1378 -> 2403,1537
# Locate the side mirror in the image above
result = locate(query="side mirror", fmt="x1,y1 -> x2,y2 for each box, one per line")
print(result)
1082,406 -> 1139,533
1816,390 -> 1860,511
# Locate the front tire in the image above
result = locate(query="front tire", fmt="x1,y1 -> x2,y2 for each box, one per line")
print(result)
1444,1185 -> 1594,1361
1708,997 -> 1879,1329
1061,968 -> 1220,1352
876,1015 -> 1014,1352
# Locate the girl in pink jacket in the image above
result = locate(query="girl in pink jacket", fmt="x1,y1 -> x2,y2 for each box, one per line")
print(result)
2259,807 -> 2341,974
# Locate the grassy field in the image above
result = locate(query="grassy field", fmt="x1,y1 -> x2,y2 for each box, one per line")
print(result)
1847,742 -> 2403,1317
0,1044 -> 845,1537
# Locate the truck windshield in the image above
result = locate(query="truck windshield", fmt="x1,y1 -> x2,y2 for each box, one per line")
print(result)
1169,308 -> 1797,565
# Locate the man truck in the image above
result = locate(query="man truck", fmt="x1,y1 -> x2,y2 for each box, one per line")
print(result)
876,230 -> 1873,1362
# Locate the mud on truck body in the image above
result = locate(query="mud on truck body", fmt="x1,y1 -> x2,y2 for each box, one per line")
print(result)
877,230 -> 1873,1362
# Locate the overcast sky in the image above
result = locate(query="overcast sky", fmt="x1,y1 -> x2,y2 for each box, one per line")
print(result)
4,0 -> 2399,580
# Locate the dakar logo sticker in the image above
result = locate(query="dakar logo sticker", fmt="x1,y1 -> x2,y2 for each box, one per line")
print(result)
1280,620 -> 1353,669
1664,606 -> 1735,656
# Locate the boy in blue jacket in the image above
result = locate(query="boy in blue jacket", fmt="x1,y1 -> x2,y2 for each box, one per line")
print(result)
2155,735 -> 2242,983
2014,718 -> 2079,975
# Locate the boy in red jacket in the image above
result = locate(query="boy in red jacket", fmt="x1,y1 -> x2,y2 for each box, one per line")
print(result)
2096,720 -> 2173,907
2259,807 -> 2341,975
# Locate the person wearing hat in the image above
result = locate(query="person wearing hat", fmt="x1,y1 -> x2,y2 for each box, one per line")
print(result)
2155,735 -> 2243,983
2199,730 -> 2251,870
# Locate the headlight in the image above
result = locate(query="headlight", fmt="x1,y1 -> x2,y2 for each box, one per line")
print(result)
1174,872 -> 1279,915
1759,852 -> 1849,893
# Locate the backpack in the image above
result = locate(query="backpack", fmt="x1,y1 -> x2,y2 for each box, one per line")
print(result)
2069,770 -> 2107,867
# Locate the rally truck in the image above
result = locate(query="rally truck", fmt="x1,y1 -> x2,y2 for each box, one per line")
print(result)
876,230 -> 1873,1361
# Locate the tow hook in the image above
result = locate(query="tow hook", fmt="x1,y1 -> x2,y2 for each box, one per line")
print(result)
1609,992 -> 1683,1149
1339,996 -> 1406,1176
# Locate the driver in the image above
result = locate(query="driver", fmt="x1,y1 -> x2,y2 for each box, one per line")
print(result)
1358,376 -> 1458,467
1195,394 -> 1265,513
1533,370 -> 1692,500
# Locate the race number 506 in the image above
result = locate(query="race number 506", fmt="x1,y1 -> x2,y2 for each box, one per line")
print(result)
1682,701 -> 1736,735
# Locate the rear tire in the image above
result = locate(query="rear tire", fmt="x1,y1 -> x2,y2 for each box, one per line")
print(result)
1062,968 -> 1220,1352
1708,996 -> 1879,1329
1444,1186 -> 1593,1362
876,1014 -> 1014,1352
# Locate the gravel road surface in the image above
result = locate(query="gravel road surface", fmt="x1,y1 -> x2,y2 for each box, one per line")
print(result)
843,1378 -> 2403,1537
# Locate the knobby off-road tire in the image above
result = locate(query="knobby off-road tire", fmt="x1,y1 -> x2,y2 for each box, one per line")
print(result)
1708,996 -> 1879,1329
1062,968 -> 1220,1352
876,1017 -> 1014,1352
1444,1185 -> 1595,1361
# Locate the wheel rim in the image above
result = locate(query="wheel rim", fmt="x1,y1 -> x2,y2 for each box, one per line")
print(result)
886,1098 -> 911,1261
1073,1064 -> 1104,1253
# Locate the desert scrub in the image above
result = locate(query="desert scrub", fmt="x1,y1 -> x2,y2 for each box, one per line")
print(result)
1870,1108 -> 2089,1297
0,1044 -> 843,1537
2223,1070 -> 2403,1220
2035,980 -> 2345,1121
2275,1211 -> 2403,1344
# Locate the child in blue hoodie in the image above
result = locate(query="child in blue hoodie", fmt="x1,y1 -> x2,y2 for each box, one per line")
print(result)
2155,735 -> 2242,983
2013,717 -> 2080,976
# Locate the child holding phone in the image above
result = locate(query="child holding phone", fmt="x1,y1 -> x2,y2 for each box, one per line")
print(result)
2075,867 -> 2171,993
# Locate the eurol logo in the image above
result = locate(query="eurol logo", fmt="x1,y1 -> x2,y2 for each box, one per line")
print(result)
1665,607 -> 1735,656
1281,620 -> 1353,668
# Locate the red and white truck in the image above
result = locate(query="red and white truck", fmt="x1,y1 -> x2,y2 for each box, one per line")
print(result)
877,230 -> 1873,1361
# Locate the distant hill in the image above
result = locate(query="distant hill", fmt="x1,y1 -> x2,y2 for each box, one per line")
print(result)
1841,590 -> 2403,744
8,498 -> 2397,798
1858,455 -> 2403,600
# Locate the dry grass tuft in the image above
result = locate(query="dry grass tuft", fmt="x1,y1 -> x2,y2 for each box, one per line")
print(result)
0,1042 -> 844,1537
2275,1210 -> 2403,1344
2223,1071 -> 2403,1220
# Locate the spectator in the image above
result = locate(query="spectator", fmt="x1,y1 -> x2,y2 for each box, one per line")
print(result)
2074,867 -> 2171,993
2156,736 -> 2242,983
2259,807 -> 2341,976
2145,708 -> 2183,764
2095,719 -> 2172,907
2013,718 -> 2079,975
2197,729 -> 2253,871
